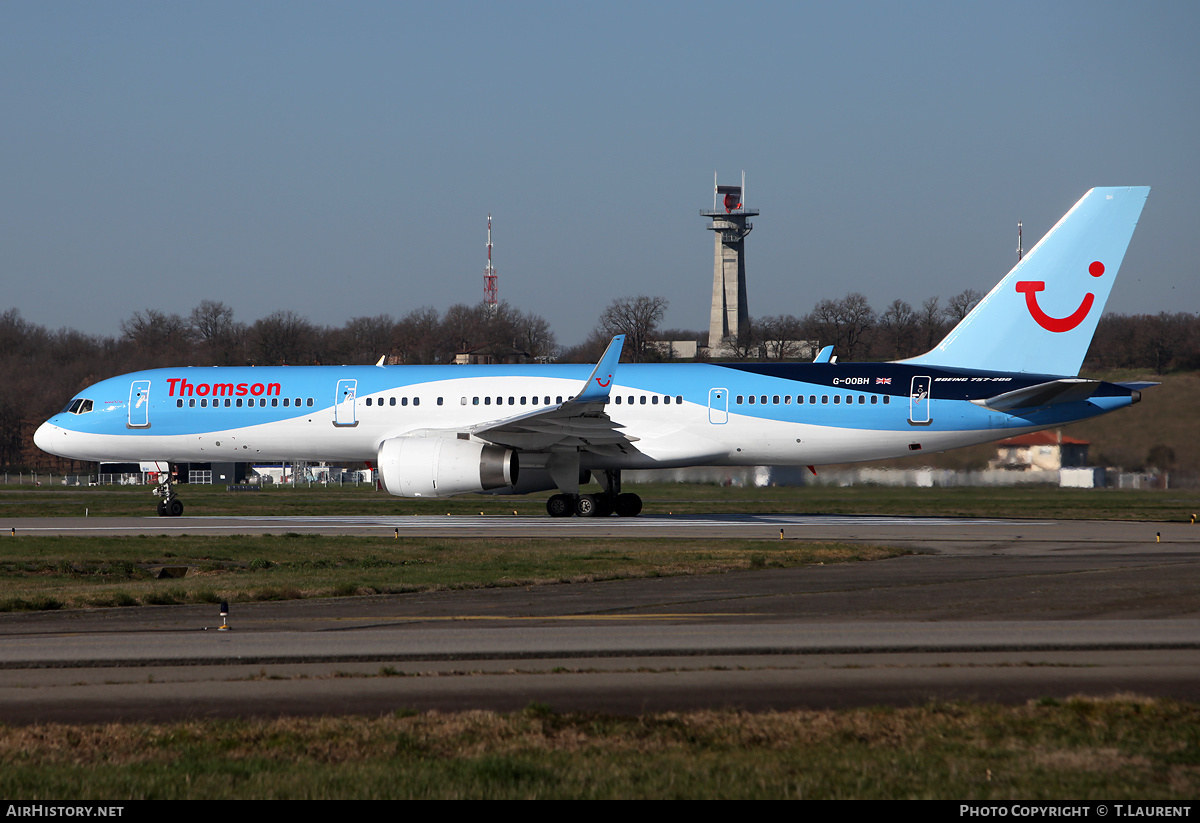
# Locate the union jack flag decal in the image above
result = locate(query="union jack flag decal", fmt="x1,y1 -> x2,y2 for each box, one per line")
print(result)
876,377 -> 892,385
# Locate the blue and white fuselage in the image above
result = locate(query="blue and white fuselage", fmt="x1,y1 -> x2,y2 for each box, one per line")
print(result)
34,361 -> 1141,467
34,186 -> 1153,516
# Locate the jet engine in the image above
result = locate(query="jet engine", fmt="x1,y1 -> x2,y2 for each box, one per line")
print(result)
376,436 -> 518,498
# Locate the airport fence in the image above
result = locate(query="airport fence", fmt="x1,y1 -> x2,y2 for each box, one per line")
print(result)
624,465 -> 1179,489
2,469 -> 375,488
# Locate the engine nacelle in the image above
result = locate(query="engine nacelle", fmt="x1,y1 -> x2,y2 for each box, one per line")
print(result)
376,436 -> 518,498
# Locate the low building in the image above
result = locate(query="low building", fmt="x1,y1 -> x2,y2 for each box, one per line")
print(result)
649,340 -> 699,359
989,431 -> 1090,472
453,343 -> 532,365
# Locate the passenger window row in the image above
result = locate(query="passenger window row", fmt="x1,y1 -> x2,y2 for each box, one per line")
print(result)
465,395 -> 559,406
176,397 -> 316,409
614,395 -> 683,405
176,395 -> 450,409
365,396 -> 421,407
734,394 -> 890,406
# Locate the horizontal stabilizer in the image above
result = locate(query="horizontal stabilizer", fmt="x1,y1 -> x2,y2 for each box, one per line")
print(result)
971,378 -> 1101,412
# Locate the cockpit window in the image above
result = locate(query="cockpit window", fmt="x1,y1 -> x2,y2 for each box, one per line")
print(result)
62,398 -> 94,415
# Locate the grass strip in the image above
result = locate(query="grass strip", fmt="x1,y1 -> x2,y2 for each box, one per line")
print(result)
0,535 -> 903,611
0,698 -> 1195,799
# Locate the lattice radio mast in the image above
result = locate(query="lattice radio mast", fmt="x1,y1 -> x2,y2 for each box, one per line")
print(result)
483,214 -> 498,316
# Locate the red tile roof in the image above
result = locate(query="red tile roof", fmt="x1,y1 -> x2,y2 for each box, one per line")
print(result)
996,431 -> 1089,447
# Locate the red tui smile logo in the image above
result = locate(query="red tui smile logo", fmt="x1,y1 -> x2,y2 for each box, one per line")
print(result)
596,375 -> 612,388
1015,261 -> 1104,333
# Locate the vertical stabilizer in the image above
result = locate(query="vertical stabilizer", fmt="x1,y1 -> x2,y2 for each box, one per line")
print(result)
904,186 -> 1149,375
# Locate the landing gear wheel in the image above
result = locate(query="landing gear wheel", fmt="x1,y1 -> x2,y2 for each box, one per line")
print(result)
575,494 -> 601,518
152,465 -> 182,517
546,494 -> 575,518
615,493 -> 642,517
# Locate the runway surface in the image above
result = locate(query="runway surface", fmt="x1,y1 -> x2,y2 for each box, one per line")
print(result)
8,511 -> 1199,552
2,513 -> 1198,721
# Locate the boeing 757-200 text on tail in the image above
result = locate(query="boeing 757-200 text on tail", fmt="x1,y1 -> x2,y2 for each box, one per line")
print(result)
36,186 -> 1152,517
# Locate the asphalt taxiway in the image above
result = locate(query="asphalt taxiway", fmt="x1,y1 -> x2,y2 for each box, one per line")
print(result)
1,513 -> 1198,721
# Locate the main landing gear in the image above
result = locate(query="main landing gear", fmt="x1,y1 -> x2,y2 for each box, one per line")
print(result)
545,492 -> 642,518
153,467 -> 184,517
545,469 -> 642,517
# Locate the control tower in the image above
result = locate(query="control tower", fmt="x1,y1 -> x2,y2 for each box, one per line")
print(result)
702,172 -> 759,350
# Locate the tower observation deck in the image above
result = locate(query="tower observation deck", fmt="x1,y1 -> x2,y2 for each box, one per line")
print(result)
702,173 -> 758,351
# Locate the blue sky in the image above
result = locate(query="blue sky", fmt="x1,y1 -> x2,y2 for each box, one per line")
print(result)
3,1 -> 1197,345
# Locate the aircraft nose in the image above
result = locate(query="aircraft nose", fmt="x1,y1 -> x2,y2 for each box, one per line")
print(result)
34,421 -> 62,456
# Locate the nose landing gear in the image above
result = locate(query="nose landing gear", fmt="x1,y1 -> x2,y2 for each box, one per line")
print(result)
153,467 -> 184,517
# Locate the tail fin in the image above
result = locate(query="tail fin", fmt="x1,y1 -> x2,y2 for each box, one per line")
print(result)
904,186 -> 1150,375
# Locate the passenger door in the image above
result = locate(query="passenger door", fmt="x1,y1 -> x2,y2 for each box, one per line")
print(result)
908,376 -> 932,426
708,388 -> 728,424
128,380 -> 151,429
334,379 -> 358,427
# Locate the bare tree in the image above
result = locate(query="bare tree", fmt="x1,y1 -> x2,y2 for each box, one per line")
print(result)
557,329 -> 610,364
509,309 -> 557,359
0,309 -> 43,362
1138,312 -> 1194,374
596,295 -> 668,362
877,299 -> 918,359
725,321 -> 760,360
482,301 -> 525,353
441,303 -> 486,353
251,310 -> 315,365
917,296 -> 946,351
435,302 -> 557,361
0,395 -> 24,466
805,293 -> 876,360
121,309 -> 191,352
393,306 -> 443,364
341,314 -> 396,363
189,300 -> 244,364
756,314 -> 806,360
945,289 -> 984,323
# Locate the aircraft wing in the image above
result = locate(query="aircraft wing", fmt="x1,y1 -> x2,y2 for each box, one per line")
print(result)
469,335 -> 637,455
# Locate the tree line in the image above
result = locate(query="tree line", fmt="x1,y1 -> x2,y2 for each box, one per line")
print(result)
567,292 -> 1200,373
561,290 -> 991,363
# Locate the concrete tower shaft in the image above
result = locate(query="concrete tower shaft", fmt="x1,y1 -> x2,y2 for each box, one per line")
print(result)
702,174 -> 758,350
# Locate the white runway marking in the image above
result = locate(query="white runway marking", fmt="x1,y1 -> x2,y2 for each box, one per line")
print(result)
8,513 -> 1060,535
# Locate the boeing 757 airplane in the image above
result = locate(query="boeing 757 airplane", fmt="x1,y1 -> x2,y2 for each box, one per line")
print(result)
36,186 -> 1151,517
